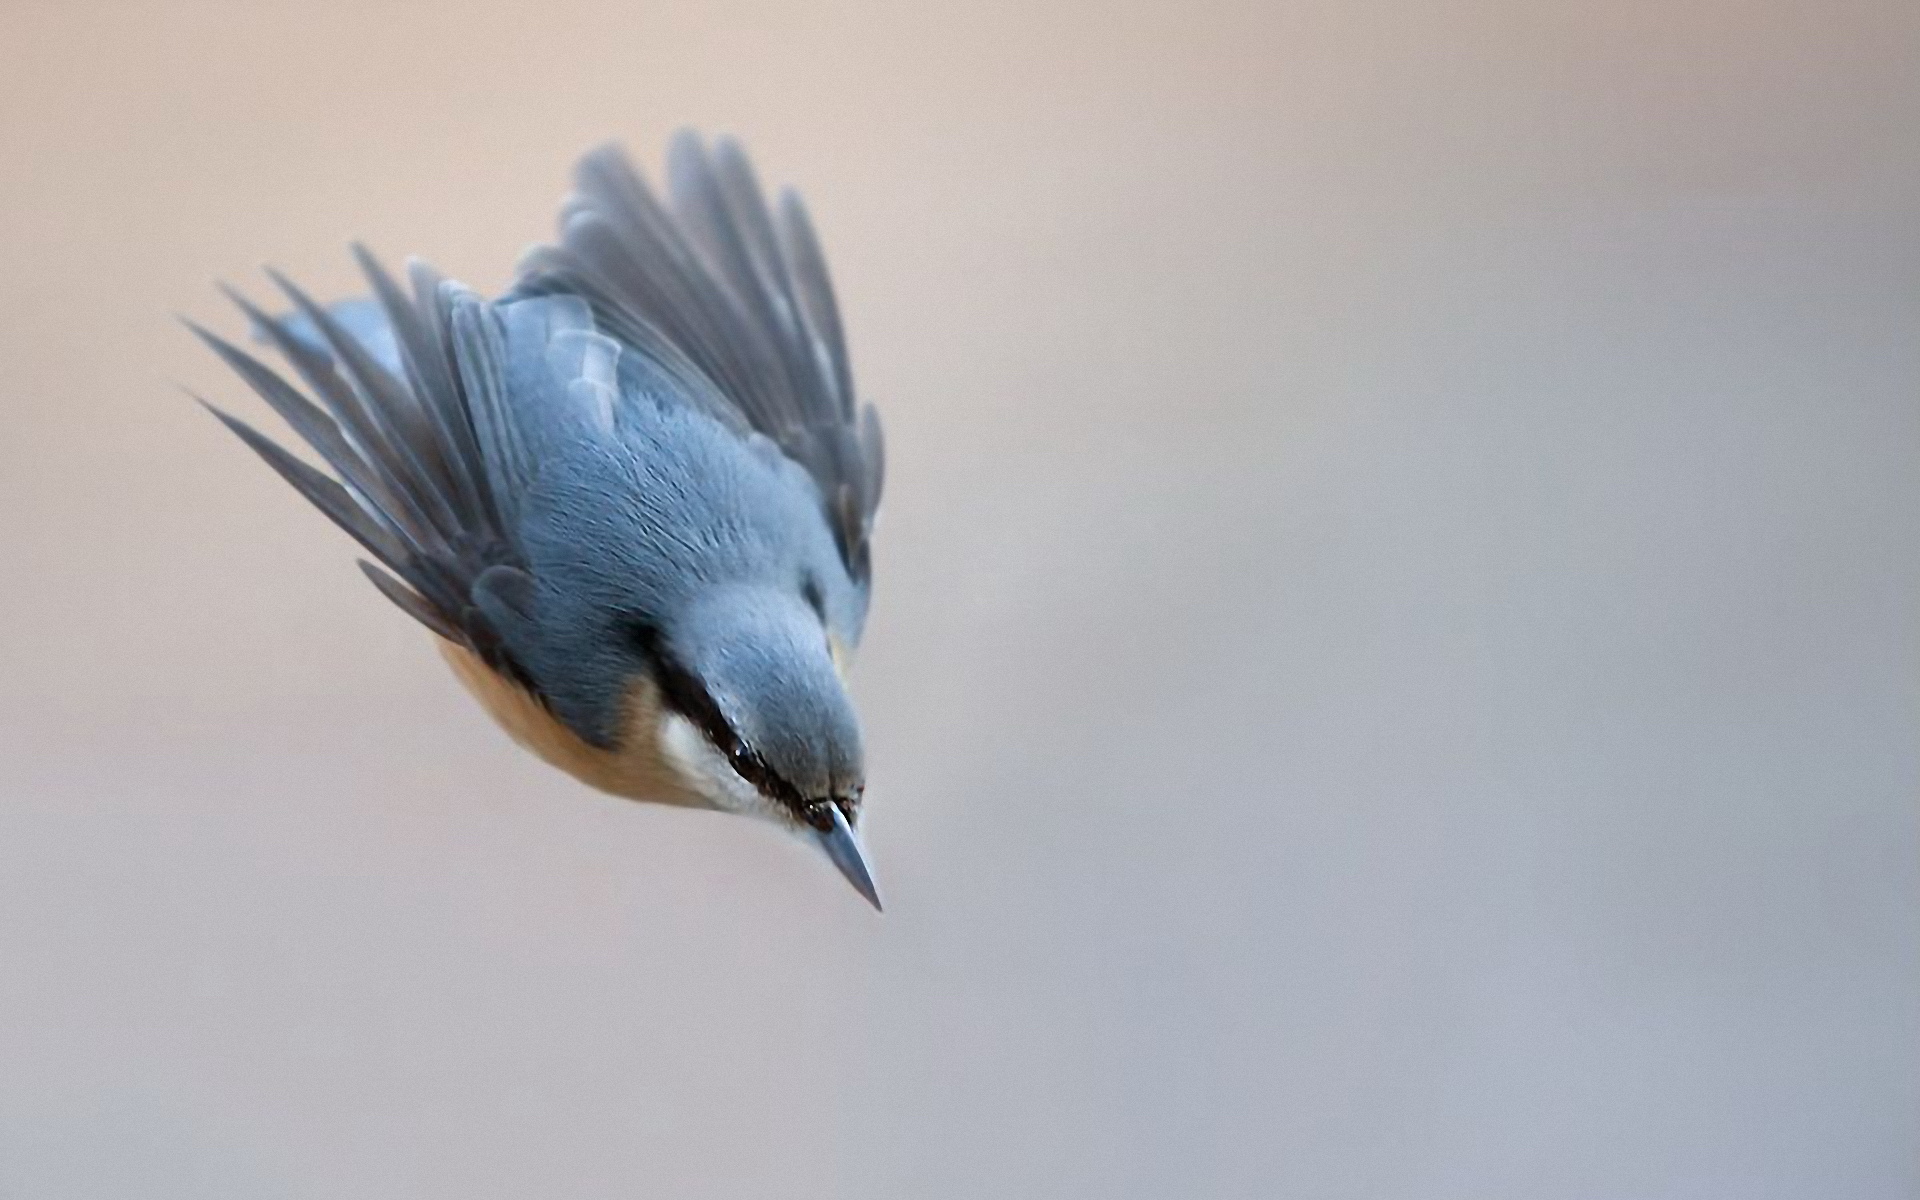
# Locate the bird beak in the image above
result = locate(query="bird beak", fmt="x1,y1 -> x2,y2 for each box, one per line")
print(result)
815,803 -> 883,912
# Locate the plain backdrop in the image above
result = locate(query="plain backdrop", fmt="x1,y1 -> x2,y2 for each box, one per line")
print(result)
0,1 -> 1914,1196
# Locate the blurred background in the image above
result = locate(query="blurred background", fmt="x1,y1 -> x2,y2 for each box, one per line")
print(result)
0,0 -> 1915,1196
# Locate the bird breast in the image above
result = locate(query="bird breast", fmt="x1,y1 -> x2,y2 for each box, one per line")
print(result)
438,639 -> 707,808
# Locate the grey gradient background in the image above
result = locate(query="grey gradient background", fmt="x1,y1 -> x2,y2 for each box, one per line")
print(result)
0,1 -> 1915,1196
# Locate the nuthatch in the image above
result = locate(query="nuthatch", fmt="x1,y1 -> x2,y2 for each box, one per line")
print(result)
189,133 -> 887,908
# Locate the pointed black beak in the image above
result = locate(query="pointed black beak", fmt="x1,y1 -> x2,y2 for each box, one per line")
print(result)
813,802 -> 882,911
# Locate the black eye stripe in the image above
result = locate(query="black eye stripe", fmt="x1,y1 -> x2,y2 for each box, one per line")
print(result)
624,617 -> 815,814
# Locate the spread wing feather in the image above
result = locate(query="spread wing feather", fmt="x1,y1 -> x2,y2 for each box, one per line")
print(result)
515,132 -> 881,581
195,254 -> 539,683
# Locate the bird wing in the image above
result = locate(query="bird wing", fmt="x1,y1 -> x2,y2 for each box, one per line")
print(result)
189,251 -> 605,689
513,132 -> 884,584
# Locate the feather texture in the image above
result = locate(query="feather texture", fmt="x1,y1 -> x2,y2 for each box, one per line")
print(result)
200,252 -> 537,684
514,132 -> 882,581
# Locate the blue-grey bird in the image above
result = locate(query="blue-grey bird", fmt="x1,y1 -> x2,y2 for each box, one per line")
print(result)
188,133 -> 887,908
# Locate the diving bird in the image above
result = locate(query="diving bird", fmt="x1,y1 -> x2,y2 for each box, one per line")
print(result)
188,133 -> 887,908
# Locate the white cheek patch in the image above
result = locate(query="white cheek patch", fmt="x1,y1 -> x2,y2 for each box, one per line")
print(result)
657,711 -> 783,822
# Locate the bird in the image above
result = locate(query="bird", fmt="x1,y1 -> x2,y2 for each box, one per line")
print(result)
187,132 -> 888,909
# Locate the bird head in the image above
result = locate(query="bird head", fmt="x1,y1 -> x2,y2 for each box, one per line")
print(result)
635,584 -> 879,909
